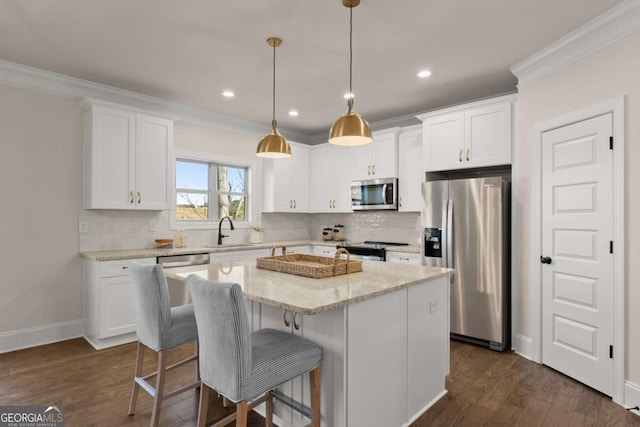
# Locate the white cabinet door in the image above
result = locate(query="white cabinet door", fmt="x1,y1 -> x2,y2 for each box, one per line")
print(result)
422,112 -> 465,172
84,102 -> 173,210
398,126 -> 423,212
311,145 -> 334,213
99,275 -> 137,338
371,130 -> 398,179
85,106 -> 136,209
135,114 -> 172,210
420,96 -> 514,172
264,142 -> 310,212
312,245 -> 336,257
386,251 -> 422,265
351,129 -> 399,180
464,102 -> 512,168
311,145 -> 353,213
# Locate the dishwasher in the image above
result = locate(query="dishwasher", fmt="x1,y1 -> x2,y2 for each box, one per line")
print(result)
157,253 -> 210,307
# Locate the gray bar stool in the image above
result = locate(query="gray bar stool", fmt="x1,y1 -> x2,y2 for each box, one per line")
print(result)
188,275 -> 322,427
128,263 -> 200,427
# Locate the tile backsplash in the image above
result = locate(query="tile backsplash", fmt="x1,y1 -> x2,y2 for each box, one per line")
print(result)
78,209 -> 420,252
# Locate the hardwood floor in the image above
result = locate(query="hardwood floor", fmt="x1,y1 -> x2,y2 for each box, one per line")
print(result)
0,338 -> 637,426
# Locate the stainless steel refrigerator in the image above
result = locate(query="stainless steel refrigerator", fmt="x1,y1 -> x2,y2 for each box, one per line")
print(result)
422,176 -> 510,351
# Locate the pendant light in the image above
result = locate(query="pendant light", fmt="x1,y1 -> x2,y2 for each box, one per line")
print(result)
257,37 -> 292,158
329,0 -> 372,146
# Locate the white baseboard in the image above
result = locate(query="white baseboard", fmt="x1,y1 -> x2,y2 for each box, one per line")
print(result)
513,334 -> 533,360
405,389 -> 448,426
0,320 -> 83,354
625,381 -> 640,416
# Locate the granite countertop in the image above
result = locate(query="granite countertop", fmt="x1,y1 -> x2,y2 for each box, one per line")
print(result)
80,240 -> 421,261
165,259 -> 452,314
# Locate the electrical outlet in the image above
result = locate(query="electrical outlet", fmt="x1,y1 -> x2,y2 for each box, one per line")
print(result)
429,300 -> 439,313
149,220 -> 157,232
78,221 -> 89,234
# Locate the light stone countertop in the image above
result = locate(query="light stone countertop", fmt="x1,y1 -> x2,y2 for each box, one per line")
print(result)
165,259 -> 452,314
80,240 -> 421,261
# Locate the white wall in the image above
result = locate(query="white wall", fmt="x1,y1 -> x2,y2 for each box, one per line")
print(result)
514,30 -> 640,383
0,84 -> 83,333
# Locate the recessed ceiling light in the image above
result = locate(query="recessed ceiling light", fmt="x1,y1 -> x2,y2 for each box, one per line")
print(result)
288,110 -> 299,117
417,70 -> 432,78
222,90 -> 235,98
343,93 -> 354,99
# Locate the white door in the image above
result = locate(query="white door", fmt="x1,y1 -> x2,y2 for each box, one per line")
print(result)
541,113 -> 614,396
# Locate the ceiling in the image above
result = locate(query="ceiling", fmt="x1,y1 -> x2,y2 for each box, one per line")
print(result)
0,0 -> 623,138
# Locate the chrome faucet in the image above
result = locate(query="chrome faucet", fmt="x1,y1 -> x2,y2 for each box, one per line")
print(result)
218,216 -> 235,245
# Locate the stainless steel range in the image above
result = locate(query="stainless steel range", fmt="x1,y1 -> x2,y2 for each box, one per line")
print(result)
336,241 -> 409,261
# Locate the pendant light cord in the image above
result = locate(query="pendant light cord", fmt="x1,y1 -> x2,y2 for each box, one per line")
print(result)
349,4 -> 353,107
272,43 -> 276,123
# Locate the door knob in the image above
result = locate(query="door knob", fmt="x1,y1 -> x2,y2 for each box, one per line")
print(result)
540,256 -> 552,264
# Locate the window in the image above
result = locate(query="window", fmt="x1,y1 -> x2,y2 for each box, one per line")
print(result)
174,157 -> 251,228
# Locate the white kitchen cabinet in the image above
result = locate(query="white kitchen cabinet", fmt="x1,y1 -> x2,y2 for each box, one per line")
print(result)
83,100 -> 173,210
311,144 -> 353,213
83,257 -> 155,350
386,251 -> 422,265
418,95 -> 515,172
283,245 -> 312,255
351,128 -> 399,180
210,248 -> 269,262
263,142 -> 311,212
398,125 -> 423,212
312,245 -> 336,257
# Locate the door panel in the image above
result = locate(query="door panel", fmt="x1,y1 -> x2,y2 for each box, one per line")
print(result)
541,113 -> 613,396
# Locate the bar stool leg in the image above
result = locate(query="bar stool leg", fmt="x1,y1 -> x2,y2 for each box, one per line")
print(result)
128,341 -> 145,415
265,391 -> 273,427
197,384 -> 210,427
236,401 -> 248,427
310,365 -> 321,427
150,351 -> 167,427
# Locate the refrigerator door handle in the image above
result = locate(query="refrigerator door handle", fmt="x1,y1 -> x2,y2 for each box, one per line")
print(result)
446,198 -> 454,281
441,199 -> 449,267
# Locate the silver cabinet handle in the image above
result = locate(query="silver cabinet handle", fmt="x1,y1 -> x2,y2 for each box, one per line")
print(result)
283,310 -> 291,328
399,257 -> 410,261
372,165 -> 376,175
367,165 -> 371,175
466,148 -> 470,161
293,199 -> 296,209
130,191 -> 134,204
137,192 -> 141,204
459,149 -> 463,162
289,200 -> 293,209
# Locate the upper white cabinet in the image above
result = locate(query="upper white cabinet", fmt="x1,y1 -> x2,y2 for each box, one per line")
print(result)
83,100 -> 173,210
311,144 -> 353,212
398,125 -> 423,212
351,128 -> 399,180
418,95 -> 515,172
262,142 -> 310,212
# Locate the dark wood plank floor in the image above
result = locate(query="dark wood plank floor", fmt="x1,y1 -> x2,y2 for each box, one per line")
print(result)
0,338 -> 637,426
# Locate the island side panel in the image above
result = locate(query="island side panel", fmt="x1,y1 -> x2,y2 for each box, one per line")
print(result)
346,288 -> 408,427
407,276 -> 450,422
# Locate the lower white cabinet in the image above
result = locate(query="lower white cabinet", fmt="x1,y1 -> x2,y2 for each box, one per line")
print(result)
254,277 -> 449,427
312,245 -> 336,257
386,251 -> 422,265
83,257 -> 155,350
210,248 -> 269,263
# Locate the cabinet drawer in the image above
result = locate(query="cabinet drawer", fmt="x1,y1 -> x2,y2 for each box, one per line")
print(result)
99,257 -> 155,278
313,246 -> 336,256
386,252 -> 422,265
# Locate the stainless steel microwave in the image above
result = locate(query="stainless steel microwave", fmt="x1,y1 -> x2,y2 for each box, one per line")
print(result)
351,178 -> 398,211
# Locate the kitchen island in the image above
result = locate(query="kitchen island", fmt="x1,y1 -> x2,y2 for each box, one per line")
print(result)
166,259 -> 453,427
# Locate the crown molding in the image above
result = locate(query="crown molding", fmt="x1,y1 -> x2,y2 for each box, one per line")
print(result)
415,93 -> 518,121
0,59 -> 311,143
510,0 -> 640,87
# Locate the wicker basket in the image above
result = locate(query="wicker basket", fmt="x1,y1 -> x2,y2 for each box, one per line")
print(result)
256,245 -> 363,279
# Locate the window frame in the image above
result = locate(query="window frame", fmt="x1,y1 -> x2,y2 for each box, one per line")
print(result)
170,150 -> 256,230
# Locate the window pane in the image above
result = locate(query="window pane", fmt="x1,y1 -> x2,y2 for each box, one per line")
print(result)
176,193 -> 209,221
218,195 -> 246,221
217,166 -> 246,193
176,161 -> 209,191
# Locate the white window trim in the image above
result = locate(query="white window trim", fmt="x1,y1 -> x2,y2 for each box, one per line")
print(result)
170,149 -> 257,231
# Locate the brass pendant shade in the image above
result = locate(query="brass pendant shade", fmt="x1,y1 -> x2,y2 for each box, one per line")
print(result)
329,0 -> 372,146
257,120 -> 292,158
257,37 -> 292,158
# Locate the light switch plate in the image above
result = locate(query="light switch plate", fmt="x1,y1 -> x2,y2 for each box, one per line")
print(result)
429,300 -> 439,313
79,221 -> 89,234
